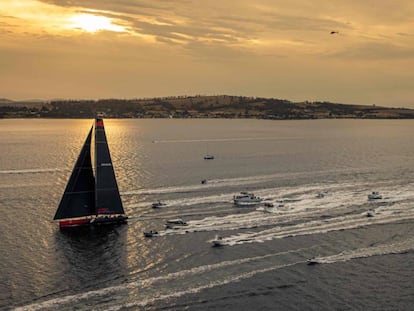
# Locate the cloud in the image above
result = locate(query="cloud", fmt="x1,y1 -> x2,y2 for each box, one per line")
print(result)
3,0 -> 413,59
1,0 -> 414,106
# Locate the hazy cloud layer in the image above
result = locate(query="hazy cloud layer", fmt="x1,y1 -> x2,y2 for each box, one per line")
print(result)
0,0 -> 413,107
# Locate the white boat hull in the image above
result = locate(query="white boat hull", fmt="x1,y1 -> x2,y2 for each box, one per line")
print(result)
234,200 -> 262,206
368,195 -> 382,200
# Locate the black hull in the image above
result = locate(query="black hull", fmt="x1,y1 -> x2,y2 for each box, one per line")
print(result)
307,260 -> 319,266
90,215 -> 128,226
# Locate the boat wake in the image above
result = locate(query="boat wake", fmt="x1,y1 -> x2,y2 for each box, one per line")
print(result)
15,248 -> 310,310
0,168 -> 64,174
154,186 -> 414,244
219,205 -> 414,246
125,179 -> 411,212
121,168 -> 380,196
122,173 -> 293,196
15,235 -> 414,310
157,202 -> 414,241
309,238 -> 414,265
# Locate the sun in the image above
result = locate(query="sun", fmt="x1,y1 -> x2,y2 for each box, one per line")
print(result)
66,13 -> 126,33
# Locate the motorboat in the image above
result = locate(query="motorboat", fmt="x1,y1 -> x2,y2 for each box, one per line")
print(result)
165,218 -> 188,229
201,179 -> 207,184
307,257 -> 320,265
204,155 -> 214,160
366,210 -> 375,217
316,191 -> 328,198
233,192 -> 262,206
166,218 -> 187,225
262,202 -> 276,213
368,192 -> 382,200
152,201 -> 166,208
212,235 -> 224,247
143,230 -> 158,238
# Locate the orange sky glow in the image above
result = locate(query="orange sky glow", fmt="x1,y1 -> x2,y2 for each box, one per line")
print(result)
1,0 -> 413,107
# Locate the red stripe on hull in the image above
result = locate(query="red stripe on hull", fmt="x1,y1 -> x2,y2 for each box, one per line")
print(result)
59,218 -> 90,227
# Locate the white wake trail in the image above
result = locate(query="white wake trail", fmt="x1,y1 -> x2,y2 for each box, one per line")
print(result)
0,168 -> 64,174
15,248 -> 310,311
313,238 -> 414,264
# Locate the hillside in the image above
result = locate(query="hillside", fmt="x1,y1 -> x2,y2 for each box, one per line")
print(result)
1,95 -> 414,119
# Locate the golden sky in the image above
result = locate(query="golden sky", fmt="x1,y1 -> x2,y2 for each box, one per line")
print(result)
1,0 -> 413,107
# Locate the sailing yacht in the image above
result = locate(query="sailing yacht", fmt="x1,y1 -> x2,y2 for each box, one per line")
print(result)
53,118 -> 128,228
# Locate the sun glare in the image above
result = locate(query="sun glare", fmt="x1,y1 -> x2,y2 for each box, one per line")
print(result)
67,13 -> 126,33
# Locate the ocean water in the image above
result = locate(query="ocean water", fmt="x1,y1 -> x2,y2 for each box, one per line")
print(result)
0,118 -> 413,310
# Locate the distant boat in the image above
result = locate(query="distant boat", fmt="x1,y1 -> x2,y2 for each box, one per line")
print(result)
368,191 -> 382,200
204,155 -> 214,160
152,201 -> 166,208
316,191 -> 328,198
53,118 -> 128,228
307,257 -> 320,265
262,202 -> 276,213
366,210 -> 375,217
233,192 -> 262,206
165,218 -> 188,229
201,179 -> 207,184
143,230 -> 158,238
212,235 -> 224,247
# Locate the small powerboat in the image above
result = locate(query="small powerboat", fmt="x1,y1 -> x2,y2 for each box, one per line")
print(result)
204,155 -> 215,160
233,192 -> 262,206
366,210 -> 375,217
201,179 -> 207,184
143,230 -> 158,238
165,218 -> 188,229
307,257 -> 319,265
316,191 -> 328,198
152,201 -> 166,208
166,218 -> 187,225
368,192 -> 382,200
212,235 -> 224,247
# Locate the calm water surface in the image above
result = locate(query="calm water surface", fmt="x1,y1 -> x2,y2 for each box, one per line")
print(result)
0,119 -> 413,310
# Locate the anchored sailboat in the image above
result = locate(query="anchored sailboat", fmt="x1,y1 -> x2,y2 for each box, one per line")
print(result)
54,118 -> 128,228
